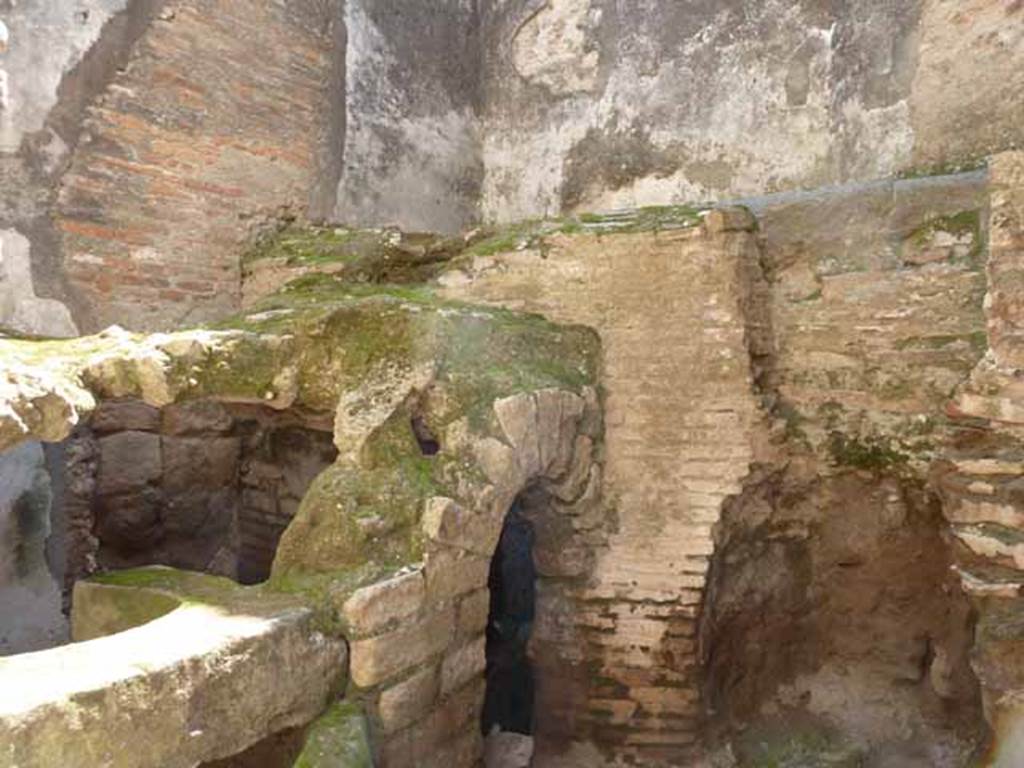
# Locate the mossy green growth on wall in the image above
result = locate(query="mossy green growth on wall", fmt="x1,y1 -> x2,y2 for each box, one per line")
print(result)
906,209 -> 985,267
242,224 -> 463,284
463,204 -> 709,259
827,432 -> 910,472
237,278 -> 599,609
245,205 -> 712,275
219,278 -> 599,423
292,701 -> 373,768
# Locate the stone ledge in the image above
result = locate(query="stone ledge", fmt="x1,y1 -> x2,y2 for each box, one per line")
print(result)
0,567 -> 346,768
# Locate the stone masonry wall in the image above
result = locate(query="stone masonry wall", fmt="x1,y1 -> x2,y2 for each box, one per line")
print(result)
438,212 -> 767,764
63,398 -> 337,595
56,0 -> 333,331
936,152 -> 1024,762
334,388 -> 602,768
752,170 -> 991,455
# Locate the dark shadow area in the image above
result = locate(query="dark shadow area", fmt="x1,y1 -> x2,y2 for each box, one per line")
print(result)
482,498 -> 536,737
411,414 -> 441,456
199,726 -> 307,768
61,399 -> 338,601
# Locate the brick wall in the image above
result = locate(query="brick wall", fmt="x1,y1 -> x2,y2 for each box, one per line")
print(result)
438,213 -> 767,764
56,0 -> 332,332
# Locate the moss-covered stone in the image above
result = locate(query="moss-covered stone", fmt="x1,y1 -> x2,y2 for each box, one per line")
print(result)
260,281 -> 599,603
827,432 -> 910,472
71,583 -> 181,642
243,224 -> 463,284
905,209 -> 985,266
292,701 -> 373,768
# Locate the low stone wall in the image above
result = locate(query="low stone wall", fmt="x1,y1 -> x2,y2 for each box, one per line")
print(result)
0,568 -> 347,768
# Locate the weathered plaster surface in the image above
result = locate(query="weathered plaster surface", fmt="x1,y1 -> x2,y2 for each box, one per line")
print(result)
0,0 -> 129,153
911,0 -> 1024,171
334,0 -> 482,234
475,0 -> 1023,221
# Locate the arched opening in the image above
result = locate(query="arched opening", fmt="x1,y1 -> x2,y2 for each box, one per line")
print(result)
482,497 -> 537,766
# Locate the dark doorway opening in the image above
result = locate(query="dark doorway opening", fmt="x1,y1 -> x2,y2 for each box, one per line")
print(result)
482,498 -> 537,738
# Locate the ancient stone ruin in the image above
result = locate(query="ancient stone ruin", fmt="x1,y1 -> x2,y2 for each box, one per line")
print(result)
1,2 -> 1024,767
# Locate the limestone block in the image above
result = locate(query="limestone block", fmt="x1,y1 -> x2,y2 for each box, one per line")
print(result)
161,400 -> 233,436
291,701 -> 373,768
349,609 -> 454,688
341,569 -> 425,637
457,589 -> 491,636
425,549 -> 490,605
562,466 -> 604,531
495,393 -> 541,477
473,437 -> 524,491
535,388 -> 584,478
377,666 -> 440,734
97,431 -> 161,495
422,497 -> 503,557
333,361 -> 435,462
548,435 -> 594,502
441,636 -> 486,697
162,437 -> 240,492
2,570 -> 346,768
90,399 -> 160,433
422,497 -> 463,542
377,679 -> 484,767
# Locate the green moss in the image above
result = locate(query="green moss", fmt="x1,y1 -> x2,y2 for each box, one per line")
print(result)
905,209 -> 984,267
817,401 -> 845,431
828,433 -> 910,472
73,584 -> 182,641
293,701 -> 373,768
169,333 -> 294,404
88,566 -> 306,617
243,224 -> 464,284
272,459 -> 433,579
777,401 -> 810,445
463,205 -> 709,259
896,157 -> 988,181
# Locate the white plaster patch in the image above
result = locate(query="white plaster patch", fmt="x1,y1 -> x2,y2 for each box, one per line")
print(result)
512,0 -> 601,96
0,1 -> 130,152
